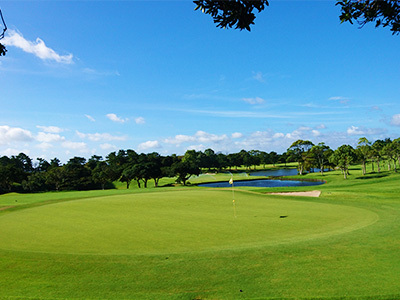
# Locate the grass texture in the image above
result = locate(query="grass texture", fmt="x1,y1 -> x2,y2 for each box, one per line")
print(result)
0,166 -> 399,299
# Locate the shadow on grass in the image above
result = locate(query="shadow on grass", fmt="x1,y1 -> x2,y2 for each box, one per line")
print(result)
356,173 -> 389,180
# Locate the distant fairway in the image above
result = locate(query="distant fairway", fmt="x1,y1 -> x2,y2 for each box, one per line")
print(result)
1,169 -> 400,300
0,190 -> 377,255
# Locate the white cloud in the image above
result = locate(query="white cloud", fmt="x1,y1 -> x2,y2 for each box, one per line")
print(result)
316,124 -> 326,129
298,126 -> 312,131
138,140 -> 160,151
164,134 -> 196,145
100,143 -> 117,150
76,131 -> 127,142
231,132 -> 243,139
36,142 -> 53,151
242,97 -> 265,105
85,114 -> 96,122
252,71 -> 265,82
0,125 -> 33,145
329,96 -> 349,104
106,113 -> 128,123
195,131 -> 228,143
390,114 -> 400,126
3,30 -> 73,64
347,125 -> 387,136
312,130 -> 321,137
135,117 -> 145,125
36,132 -> 65,143
273,133 -> 284,139
61,141 -> 88,151
82,68 -> 120,77
36,125 -> 64,133
0,148 -> 30,157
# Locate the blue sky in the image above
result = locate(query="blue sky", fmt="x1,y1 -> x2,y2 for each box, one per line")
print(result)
1,1 -> 400,163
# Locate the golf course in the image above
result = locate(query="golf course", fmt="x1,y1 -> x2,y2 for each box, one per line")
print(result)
0,166 -> 399,299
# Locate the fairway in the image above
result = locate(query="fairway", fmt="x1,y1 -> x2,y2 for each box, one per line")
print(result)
0,190 -> 377,255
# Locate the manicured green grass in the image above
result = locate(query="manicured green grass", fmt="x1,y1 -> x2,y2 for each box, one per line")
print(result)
0,166 -> 399,299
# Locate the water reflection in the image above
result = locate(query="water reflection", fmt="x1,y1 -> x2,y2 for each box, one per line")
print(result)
199,179 -> 325,188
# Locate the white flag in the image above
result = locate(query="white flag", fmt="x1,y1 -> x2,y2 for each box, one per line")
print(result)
229,177 -> 233,185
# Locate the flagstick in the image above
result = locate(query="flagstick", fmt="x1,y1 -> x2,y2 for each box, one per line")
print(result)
230,176 -> 236,218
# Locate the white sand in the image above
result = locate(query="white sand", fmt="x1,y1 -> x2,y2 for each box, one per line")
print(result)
267,190 -> 321,197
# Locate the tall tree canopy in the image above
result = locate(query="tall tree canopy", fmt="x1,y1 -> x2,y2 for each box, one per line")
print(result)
194,0 -> 269,31
0,8 -> 7,56
337,0 -> 400,34
194,0 -> 400,34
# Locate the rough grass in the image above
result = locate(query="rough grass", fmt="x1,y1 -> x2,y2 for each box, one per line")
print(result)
0,165 -> 399,299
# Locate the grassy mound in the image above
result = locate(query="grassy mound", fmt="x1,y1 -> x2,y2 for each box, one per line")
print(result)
0,190 -> 376,255
0,167 -> 399,299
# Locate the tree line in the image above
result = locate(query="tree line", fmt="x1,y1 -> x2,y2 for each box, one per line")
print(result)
0,137 -> 399,194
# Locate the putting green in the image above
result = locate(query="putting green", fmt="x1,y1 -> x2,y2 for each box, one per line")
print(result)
0,190 -> 378,255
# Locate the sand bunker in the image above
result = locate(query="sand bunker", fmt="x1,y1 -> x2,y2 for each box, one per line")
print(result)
267,190 -> 321,197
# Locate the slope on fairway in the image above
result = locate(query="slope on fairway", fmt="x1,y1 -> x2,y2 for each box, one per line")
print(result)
0,190 -> 377,255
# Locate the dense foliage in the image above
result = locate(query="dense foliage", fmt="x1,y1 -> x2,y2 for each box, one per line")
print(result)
194,0 -> 400,34
1,137 -> 400,194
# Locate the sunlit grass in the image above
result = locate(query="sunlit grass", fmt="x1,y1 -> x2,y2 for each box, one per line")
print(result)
0,164 -> 399,299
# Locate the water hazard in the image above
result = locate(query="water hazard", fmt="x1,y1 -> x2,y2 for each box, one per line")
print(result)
198,179 -> 325,188
198,168 -> 325,188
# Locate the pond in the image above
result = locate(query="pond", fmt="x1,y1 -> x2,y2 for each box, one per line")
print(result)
198,179 -> 325,188
249,169 -> 298,177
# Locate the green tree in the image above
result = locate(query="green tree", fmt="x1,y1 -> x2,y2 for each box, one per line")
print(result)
194,0 -> 400,35
393,138 -> 400,168
357,137 -> 371,175
22,172 -> 48,192
310,142 -> 332,175
330,144 -> 357,179
0,8 -> 7,56
216,152 -> 228,172
194,0 -> 269,31
337,0 -> 400,34
382,140 -> 397,172
45,166 -> 65,191
172,150 -> 201,185
92,161 -> 114,190
146,152 -> 164,187
287,140 -> 314,175
120,165 -> 137,189
36,158 -> 51,173
269,151 -> 279,166
63,157 -> 93,190
371,139 -> 386,173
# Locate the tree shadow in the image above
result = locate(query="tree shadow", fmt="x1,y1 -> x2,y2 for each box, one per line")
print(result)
356,174 -> 388,180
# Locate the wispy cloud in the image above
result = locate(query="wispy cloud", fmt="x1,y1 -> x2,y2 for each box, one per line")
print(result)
172,108 -> 342,119
164,131 -> 229,146
347,125 -> 387,136
390,114 -> 400,126
231,132 -> 243,139
85,114 -> 96,122
61,141 -> 88,152
138,140 -> 161,151
36,132 -> 65,143
135,117 -> 145,125
100,143 -> 117,150
36,125 -> 64,133
3,30 -> 73,64
252,71 -> 265,83
106,113 -> 128,123
329,96 -> 350,105
82,68 -> 120,77
242,97 -> 265,105
76,131 -> 127,142
0,125 -> 33,145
